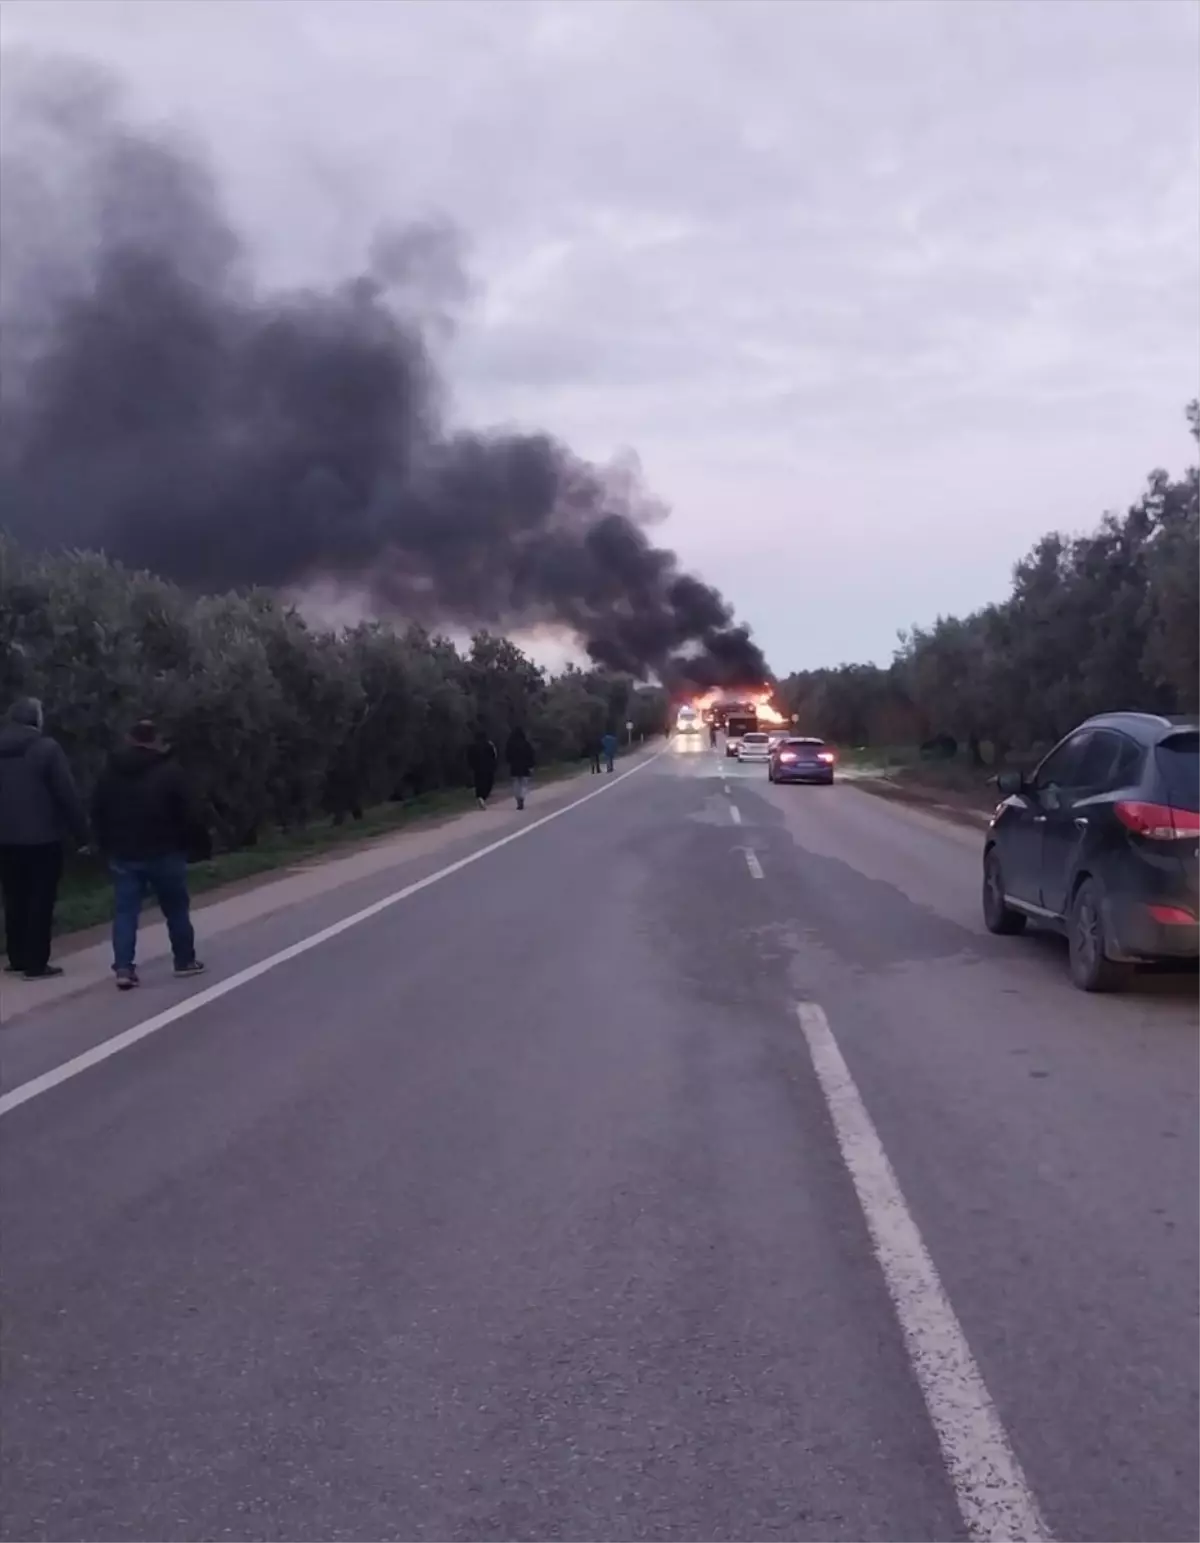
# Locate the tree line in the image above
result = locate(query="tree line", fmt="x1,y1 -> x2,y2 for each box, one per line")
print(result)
0,539 -> 667,850
779,404 -> 1199,763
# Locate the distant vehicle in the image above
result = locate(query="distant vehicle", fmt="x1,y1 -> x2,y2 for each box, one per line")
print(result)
769,737 -> 836,784
983,712 -> 1199,991
767,729 -> 789,749
675,704 -> 700,735
725,711 -> 757,758
737,731 -> 772,763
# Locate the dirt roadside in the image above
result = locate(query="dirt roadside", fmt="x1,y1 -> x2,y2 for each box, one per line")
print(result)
851,772 -> 997,832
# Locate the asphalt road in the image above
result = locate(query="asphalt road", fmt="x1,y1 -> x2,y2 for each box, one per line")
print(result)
2,741 -> 1196,1542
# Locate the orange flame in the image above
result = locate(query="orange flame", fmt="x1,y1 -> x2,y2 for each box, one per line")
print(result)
753,693 -> 786,725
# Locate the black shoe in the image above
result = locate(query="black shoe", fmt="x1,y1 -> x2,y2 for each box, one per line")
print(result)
174,960 -> 206,978
516,798 -> 525,810
4,964 -> 23,975
115,967 -> 140,991
22,965 -> 64,980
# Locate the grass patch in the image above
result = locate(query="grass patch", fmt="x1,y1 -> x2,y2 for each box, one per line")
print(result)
17,751 -> 632,942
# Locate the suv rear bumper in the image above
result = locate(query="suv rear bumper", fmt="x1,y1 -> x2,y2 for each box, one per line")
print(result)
774,767 -> 834,783
1105,895 -> 1199,962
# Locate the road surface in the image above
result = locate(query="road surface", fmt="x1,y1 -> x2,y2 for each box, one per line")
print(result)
2,741 -> 1196,1542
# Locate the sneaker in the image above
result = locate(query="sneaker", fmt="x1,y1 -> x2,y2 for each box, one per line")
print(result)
174,960 -> 206,978
115,967 -> 139,991
477,796 -> 487,810
516,798 -> 525,810
22,965 -> 64,980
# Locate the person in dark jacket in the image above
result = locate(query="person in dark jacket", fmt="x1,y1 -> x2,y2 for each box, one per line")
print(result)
91,719 -> 206,990
467,729 -> 499,809
505,727 -> 536,810
585,733 -> 602,775
0,697 -> 89,979
601,730 -> 618,773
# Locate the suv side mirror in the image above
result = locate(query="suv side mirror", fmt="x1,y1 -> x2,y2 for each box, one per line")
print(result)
995,770 -> 1027,797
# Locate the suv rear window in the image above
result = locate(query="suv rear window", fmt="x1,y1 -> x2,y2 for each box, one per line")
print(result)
1156,733 -> 1199,811
742,733 -> 769,744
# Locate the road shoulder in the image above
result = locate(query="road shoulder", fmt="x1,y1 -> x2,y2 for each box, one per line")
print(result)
1,759 -> 637,1026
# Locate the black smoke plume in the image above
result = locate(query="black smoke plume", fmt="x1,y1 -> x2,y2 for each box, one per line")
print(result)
0,56 -> 769,690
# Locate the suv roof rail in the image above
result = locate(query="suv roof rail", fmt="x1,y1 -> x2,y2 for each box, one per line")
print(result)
1085,710 -> 1199,734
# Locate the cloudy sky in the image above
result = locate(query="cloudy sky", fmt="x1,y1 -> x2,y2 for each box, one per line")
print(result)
2,0 -> 1196,673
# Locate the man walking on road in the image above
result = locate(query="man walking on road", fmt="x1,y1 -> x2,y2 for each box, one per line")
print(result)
0,697 -> 89,979
467,728 -> 498,809
505,726 -> 535,810
91,719 -> 206,990
601,729 -> 618,773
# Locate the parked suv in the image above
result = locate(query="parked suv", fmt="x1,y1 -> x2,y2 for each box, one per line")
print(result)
983,713 -> 1199,991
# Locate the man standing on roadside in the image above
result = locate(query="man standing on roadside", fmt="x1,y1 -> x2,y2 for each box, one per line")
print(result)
505,725 -> 536,811
586,732 -> 602,774
91,719 -> 206,991
0,697 -> 89,980
601,729 -> 618,773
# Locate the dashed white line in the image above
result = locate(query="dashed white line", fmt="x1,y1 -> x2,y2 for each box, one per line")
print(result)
729,804 -> 742,825
794,1001 -> 1049,1543
0,751 -> 665,1120
744,850 -> 764,879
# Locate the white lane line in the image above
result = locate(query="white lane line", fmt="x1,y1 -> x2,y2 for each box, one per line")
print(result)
744,850 -> 764,879
0,752 -> 665,1120
794,1002 -> 1049,1543
729,804 -> 742,825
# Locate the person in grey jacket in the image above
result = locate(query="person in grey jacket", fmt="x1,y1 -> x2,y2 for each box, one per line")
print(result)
0,698 -> 89,979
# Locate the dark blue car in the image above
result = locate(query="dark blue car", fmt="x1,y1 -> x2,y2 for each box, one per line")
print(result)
768,737 -> 836,785
983,712 -> 1199,991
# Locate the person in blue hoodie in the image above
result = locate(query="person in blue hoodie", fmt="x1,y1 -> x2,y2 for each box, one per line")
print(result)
601,729 -> 618,773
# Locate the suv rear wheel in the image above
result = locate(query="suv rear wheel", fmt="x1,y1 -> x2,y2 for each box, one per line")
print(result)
982,847 -> 1026,935
1067,878 -> 1131,993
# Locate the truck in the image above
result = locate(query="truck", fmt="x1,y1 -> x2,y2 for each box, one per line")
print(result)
723,708 -> 758,757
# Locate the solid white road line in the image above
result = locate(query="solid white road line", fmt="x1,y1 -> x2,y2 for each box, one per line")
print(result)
729,804 -> 742,825
744,850 -> 764,879
794,1002 -> 1049,1543
0,751 -> 665,1120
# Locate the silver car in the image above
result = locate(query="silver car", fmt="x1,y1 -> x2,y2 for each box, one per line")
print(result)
737,731 -> 772,763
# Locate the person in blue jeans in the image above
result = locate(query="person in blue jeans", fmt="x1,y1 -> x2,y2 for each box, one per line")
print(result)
601,730 -> 618,772
91,719 -> 207,990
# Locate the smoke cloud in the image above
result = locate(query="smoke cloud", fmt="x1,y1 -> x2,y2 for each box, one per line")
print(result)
0,55 -> 770,691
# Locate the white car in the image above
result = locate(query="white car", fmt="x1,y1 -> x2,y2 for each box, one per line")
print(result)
737,731 -> 772,763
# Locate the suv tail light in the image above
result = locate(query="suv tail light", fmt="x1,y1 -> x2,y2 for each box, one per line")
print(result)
1115,801 -> 1200,841
817,751 -> 835,764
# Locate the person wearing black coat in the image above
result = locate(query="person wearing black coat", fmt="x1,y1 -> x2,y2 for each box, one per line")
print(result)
467,729 -> 499,808
505,727 -> 536,810
91,719 -> 207,990
0,697 -> 89,979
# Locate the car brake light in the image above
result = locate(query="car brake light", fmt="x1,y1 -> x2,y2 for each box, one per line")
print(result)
817,751 -> 835,763
779,751 -> 796,762
1115,801 -> 1200,840
1147,904 -> 1197,925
